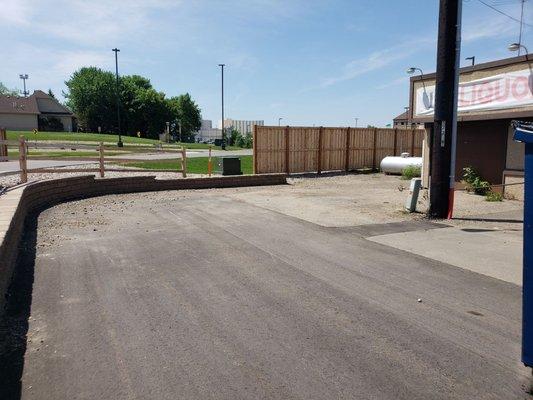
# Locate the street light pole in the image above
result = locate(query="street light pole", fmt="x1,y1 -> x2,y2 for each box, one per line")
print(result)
218,64 -> 226,150
354,118 -> 358,128
465,56 -> 475,66
278,117 -> 283,126
19,74 -> 29,97
112,48 -> 123,147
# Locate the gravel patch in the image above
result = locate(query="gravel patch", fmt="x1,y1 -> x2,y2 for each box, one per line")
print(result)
0,163 -> 206,189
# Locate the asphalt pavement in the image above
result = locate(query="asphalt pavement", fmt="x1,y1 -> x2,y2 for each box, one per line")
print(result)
1,192 -> 530,399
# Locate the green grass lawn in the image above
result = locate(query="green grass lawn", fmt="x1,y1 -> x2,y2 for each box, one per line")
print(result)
121,155 -> 253,175
6,130 -> 244,150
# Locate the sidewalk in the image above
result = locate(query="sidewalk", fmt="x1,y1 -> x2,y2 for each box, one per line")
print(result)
368,209 -> 524,285
0,160 -> 92,176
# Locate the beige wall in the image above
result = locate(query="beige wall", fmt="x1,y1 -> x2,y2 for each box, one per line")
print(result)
506,125 -> 525,170
0,113 -> 38,131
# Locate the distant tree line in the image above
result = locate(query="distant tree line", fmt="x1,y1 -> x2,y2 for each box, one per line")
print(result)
0,82 -> 20,96
64,67 -> 202,140
228,128 -> 253,148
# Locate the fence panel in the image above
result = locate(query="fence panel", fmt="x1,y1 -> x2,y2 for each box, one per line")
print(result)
349,128 -> 374,169
254,126 -> 425,174
288,127 -> 319,173
322,127 -> 346,172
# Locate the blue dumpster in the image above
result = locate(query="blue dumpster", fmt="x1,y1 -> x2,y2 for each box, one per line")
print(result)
513,122 -> 533,367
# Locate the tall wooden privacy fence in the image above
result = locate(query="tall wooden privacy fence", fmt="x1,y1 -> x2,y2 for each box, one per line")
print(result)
253,126 -> 425,174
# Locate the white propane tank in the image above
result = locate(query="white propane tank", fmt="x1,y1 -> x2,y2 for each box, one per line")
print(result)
380,153 -> 423,174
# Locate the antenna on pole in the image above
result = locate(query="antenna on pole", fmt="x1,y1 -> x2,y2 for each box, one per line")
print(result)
19,74 -> 29,97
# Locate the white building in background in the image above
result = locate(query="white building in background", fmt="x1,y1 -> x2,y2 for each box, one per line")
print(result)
219,119 -> 264,135
195,119 -> 222,142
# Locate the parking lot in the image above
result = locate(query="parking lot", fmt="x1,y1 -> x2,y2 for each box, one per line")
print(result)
0,173 -> 528,399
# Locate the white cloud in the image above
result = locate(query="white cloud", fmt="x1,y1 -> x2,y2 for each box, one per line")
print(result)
0,0 -> 32,25
320,38 -> 435,88
3,0 -> 183,47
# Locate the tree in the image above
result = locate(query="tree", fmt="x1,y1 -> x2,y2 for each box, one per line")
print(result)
127,88 -> 171,139
229,128 -> 240,146
47,89 -> 56,99
64,67 -> 116,132
167,93 -> 202,142
64,67 -> 202,140
0,82 -> 19,96
119,75 -> 170,138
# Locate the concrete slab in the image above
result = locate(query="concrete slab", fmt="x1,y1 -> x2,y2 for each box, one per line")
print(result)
368,226 -> 523,285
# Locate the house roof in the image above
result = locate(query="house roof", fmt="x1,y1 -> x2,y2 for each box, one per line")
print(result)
0,95 -> 40,115
393,111 -> 408,122
0,90 -> 73,116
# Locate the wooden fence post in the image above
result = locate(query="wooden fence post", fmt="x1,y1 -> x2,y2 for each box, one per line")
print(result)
99,142 -> 105,177
0,128 -> 7,162
208,145 -> 212,177
372,128 -> 378,170
19,136 -> 27,183
392,128 -> 398,156
285,125 -> 290,175
181,146 -> 187,178
410,128 -> 416,156
345,127 -> 351,172
317,126 -> 323,174
253,124 -> 258,174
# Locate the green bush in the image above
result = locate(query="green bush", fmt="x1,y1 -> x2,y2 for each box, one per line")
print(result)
401,165 -> 421,180
462,166 -> 491,195
486,191 -> 503,202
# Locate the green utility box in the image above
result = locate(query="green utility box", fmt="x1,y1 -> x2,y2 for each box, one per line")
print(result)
220,157 -> 242,176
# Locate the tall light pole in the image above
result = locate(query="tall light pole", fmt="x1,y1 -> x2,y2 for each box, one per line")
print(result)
19,74 -> 29,97
278,117 -> 283,126
112,48 -> 123,147
218,64 -> 226,150
465,56 -> 475,66
354,118 -> 358,128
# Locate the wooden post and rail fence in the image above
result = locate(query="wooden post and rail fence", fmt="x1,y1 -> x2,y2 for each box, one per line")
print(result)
0,133 -> 188,184
252,125 -> 425,175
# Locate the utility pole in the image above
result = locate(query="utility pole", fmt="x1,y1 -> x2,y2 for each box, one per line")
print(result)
19,74 -> 29,97
519,0 -> 526,56
112,48 -> 123,147
218,64 -> 226,150
430,0 -> 462,219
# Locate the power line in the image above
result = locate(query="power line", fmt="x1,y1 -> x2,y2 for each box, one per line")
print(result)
474,0 -> 533,27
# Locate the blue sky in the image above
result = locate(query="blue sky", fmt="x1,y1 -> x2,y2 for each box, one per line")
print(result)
1,0 -> 532,127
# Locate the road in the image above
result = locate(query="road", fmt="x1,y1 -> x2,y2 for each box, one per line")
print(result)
106,149 -> 253,160
1,190 -> 530,399
0,150 -> 253,176
0,159 -> 91,175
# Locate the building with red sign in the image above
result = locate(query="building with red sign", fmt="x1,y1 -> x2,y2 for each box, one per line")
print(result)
408,54 -> 530,199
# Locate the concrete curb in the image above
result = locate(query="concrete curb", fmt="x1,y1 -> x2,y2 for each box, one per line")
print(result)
0,173 -> 287,312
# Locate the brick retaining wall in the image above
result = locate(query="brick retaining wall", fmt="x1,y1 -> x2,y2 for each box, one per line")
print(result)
0,174 -> 287,311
